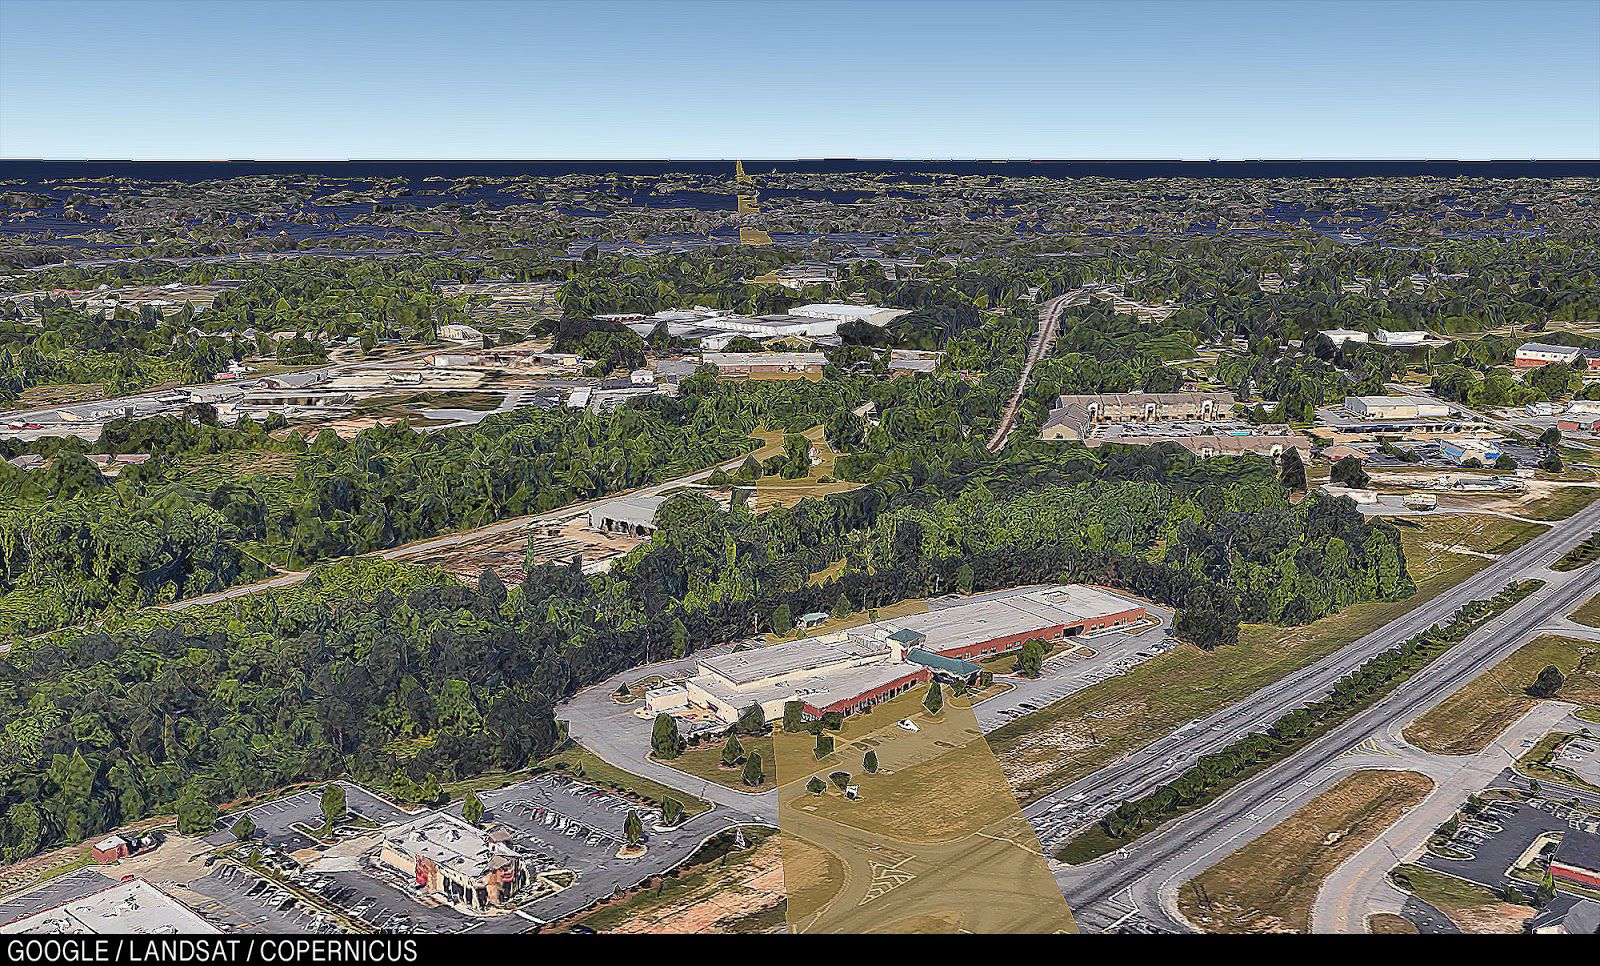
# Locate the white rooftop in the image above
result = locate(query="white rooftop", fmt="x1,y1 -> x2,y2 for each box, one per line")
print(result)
1,879 -> 220,935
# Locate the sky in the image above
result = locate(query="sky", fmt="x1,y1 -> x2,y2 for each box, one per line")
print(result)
1,0 -> 1596,160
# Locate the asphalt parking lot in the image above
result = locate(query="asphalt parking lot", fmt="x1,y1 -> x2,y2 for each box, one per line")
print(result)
1418,796 -> 1587,893
204,782 -> 411,850
313,867 -> 474,935
0,868 -> 116,925
185,864 -> 337,933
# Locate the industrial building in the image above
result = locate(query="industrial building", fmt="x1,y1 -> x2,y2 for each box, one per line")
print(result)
1439,438 -> 1502,465
1515,342 -> 1584,368
603,303 -> 907,350
653,585 -> 1147,725
701,351 -> 827,378
377,811 -> 530,911
1342,395 -> 1453,420
0,878 -> 220,934
587,494 -> 671,536
1040,391 -> 1237,442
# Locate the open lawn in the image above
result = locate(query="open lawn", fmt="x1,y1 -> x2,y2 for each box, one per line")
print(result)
1570,593 -> 1600,629
990,515 -> 1546,803
1404,635 -> 1600,754
1178,770 -> 1433,933
668,734 -> 776,792
1522,485 -> 1600,522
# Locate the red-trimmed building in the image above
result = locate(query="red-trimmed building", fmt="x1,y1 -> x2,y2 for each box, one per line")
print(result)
800,666 -> 931,719
1553,830 -> 1600,891
91,835 -> 129,864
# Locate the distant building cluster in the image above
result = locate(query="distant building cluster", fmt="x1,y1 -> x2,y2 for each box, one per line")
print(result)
595,303 -> 909,350
1039,391 -> 1311,460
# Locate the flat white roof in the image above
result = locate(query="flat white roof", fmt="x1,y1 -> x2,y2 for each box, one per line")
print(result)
1,879 -> 220,935
884,585 -> 1142,655
701,634 -> 890,686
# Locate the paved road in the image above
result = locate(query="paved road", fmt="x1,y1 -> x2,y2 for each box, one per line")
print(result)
985,292 -> 1073,453
1053,522 -> 1600,932
1018,497 -> 1600,838
162,443 -> 778,612
1310,704 -> 1580,933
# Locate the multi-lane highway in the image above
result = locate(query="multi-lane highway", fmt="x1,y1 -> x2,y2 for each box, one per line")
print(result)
1021,499 -> 1600,837
1049,499 -> 1600,932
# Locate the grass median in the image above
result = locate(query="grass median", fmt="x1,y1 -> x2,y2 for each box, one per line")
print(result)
990,515 -> 1545,804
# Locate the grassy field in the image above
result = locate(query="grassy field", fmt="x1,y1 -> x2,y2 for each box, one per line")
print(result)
748,427 -> 864,509
668,734 -> 776,792
1522,485 -> 1600,522
1570,593 -> 1600,629
1178,770 -> 1434,933
989,515 -> 1547,803
1367,913 -> 1420,934
1404,635 -> 1600,754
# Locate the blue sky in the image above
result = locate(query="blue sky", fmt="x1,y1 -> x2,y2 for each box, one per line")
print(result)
2,0 -> 1596,159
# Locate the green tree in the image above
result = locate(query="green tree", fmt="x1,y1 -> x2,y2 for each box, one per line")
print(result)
771,603 -> 793,635
668,618 -> 691,658
1277,447 -> 1305,491
831,593 -> 851,620
624,809 -> 644,846
175,783 -> 216,836
741,753 -> 764,787
806,777 -> 826,795
783,700 -> 805,733
737,702 -> 766,736
721,732 -> 745,767
1527,665 -> 1566,698
1331,455 -> 1370,488
661,797 -> 684,827
815,732 -> 835,759
1541,448 -> 1564,473
321,783 -> 346,832
863,750 -> 878,774
1534,872 -> 1556,908
956,563 -> 975,594
923,682 -> 944,716
463,790 -> 485,826
651,713 -> 684,760
1016,638 -> 1048,679
230,815 -> 256,842
829,771 -> 851,790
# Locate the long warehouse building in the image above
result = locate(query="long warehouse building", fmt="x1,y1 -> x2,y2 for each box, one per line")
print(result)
648,584 -> 1147,724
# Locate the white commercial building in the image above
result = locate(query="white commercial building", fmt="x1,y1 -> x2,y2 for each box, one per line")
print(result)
1343,395 -> 1453,420
1,879 -> 220,934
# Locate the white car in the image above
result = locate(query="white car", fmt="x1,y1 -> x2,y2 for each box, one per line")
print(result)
897,719 -> 919,732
